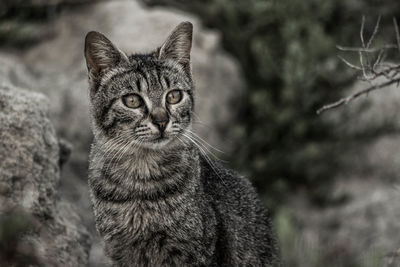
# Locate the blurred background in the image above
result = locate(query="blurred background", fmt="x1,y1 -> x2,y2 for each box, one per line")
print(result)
1,0 -> 400,266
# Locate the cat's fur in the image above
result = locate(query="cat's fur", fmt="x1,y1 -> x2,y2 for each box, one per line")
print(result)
85,22 -> 281,267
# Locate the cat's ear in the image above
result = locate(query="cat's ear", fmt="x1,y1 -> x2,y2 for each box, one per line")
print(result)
159,21 -> 193,73
84,31 -> 129,83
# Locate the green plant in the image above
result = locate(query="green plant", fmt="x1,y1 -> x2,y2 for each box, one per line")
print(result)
274,209 -> 386,267
0,208 -> 38,266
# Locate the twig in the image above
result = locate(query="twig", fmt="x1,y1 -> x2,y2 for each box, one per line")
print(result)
372,49 -> 384,70
336,44 -> 398,52
369,64 -> 400,80
393,17 -> 400,53
359,50 -> 368,79
367,16 -> 381,49
318,16 -> 400,115
337,55 -> 362,70
361,16 -> 381,68
360,16 -> 366,48
316,78 -> 400,114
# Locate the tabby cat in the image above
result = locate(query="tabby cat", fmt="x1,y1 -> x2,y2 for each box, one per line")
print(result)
85,21 -> 281,267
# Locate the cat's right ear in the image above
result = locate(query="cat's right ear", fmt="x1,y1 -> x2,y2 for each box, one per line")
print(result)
158,22 -> 193,74
84,31 -> 129,87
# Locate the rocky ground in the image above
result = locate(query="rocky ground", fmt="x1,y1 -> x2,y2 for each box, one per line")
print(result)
1,0 -> 400,266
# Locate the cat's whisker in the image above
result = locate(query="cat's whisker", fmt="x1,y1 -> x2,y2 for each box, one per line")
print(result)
101,133 -> 130,153
103,135 -> 129,155
114,138 -> 145,181
183,128 -> 226,154
178,135 -> 215,166
115,141 -> 133,165
191,121 -> 213,130
114,136 -> 144,166
96,135 -> 124,157
97,134 -> 131,170
191,111 -> 208,125
179,135 -> 228,187
180,132 -> 228,163
101,132 -> 130,152
103,136 -> 134,176
113,140 -> 137,182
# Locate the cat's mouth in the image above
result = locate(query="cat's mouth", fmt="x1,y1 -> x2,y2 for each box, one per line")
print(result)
143,135 -> 172,149
150,133 -> 170,144
141,132 -> 179,149
153,136 -> 168,142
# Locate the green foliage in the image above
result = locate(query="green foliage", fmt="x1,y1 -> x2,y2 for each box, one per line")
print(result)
0,0 -> 87,48
274,209 -> 386,267
0,208 -> 38,266
0,1 -> 53,48
142,0 -> 400,209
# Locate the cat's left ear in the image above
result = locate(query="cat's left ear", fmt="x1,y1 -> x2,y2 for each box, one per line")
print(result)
159,21 -> 193,74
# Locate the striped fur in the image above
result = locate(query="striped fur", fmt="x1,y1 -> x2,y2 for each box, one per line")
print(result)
85,22 -> 281,266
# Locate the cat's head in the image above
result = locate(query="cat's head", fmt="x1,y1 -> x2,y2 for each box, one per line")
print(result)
84,22 -> 194,150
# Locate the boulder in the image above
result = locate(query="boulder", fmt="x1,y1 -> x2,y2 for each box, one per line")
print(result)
0,83 -> 91,266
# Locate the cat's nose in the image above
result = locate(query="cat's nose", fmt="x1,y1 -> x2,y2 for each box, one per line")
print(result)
150,107 -> 169,132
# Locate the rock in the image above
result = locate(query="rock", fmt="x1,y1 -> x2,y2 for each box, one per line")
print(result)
0,83 -> 91,266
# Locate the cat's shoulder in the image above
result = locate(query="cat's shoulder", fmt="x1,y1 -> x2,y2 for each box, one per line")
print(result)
199,154 -> 261,208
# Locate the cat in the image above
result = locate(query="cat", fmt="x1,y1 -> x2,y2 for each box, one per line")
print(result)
85,21 -> 281,267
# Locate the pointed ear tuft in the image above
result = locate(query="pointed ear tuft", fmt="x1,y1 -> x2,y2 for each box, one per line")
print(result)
84,31 -> 128,83
159,22 -> 193,73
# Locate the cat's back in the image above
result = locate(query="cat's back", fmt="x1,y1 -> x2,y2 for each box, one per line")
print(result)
199,154 -> 281,266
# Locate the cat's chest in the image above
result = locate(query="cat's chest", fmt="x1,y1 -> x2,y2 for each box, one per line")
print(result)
101,196 -> 210,266
99,192 -> 201,238
118,154 -> 164,178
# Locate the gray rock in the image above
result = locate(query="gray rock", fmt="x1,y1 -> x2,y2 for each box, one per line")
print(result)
0,83 -> 91,266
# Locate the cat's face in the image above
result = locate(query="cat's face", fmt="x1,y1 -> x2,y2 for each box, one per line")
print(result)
85,22 -> 194,150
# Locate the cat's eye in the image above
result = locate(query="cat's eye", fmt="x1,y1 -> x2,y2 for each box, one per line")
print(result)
166,90 -> 183,105
122,94 -> 143,109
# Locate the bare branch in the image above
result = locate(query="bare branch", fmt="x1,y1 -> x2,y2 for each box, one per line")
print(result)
393,17 -> 400,53
367,16 -> 381,49
364,16 -> 381,70
372,49 -> 384,71
318,16 -> 400,114
359,51 -> 369,79
336,44 -> 398,52
370,64 -> 400,80
337,55 -> 362,70
317,78 -> 400,114
360,16 -> 366,48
